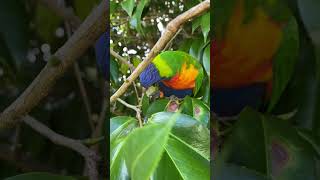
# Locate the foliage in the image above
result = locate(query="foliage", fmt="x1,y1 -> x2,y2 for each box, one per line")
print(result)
213,0 -> 320,179
0,0 -> 105,179
110,0 -> 210,179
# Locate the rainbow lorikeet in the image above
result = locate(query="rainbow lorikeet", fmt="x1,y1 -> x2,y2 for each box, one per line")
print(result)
212,0 -> 297,116
139,51 -> 204,98
95,32 -> 109,79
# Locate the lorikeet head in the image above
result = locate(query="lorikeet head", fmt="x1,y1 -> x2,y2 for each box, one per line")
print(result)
139,63 -> 162,88
95,32 -> 109,79
140,51 -> 204,98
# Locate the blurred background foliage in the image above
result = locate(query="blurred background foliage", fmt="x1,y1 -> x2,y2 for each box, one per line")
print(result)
0,0 -> 106,179
110,0 -> 210,179
213,0 -> 320,179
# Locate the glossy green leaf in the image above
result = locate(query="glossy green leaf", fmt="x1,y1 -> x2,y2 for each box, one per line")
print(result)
152,152 -> 182,180
269,16 -> 299,111
121,0 -> 135,17
201,12 -> 210,41
180,97 -> 209,125
202,45 -> 210,76
180,96 -> 193,116
123,115 -> 176,180
164,136 -> 210,180
192,17 -> 201,33
110,117 -> 137,180
189,38 -> 203,60
145,99 -> 170,118
5,172 -> 75,180
150,112 -> 210,159
219,108 -> 319,179
110,141 -> 130,180
191,98 -> 209,125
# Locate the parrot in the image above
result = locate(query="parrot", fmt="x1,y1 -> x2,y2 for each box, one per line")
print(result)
139,51 -> 204,98
95,32 -> 109,79
212,0 -> 296,117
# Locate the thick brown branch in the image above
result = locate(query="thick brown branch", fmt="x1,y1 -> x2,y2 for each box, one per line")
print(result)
110,0 -> 210,103
22,116 -> 99,180
0,0 -> 107,129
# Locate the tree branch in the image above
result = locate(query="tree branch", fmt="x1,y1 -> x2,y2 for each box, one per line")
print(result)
110,0 -> 210,103
0,0 -> 107,129
22,116 -> 99,180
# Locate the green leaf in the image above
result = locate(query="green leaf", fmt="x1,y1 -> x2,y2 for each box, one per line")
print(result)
152,152 -> 182,180
191,98 -> 210,125
164,136 -> 210,180
150,112 -> 210,159
192,17 -> 201,33
189,38 -> 203,60
110,57 -> 119,84
145,99 -> 170,118
201,12 -> 210,41
268,17 -> 299,111
141,94 -> 150,116
121,0 -> 135,17
4,172 -> 76,180
180,96 -> 193,116
202,45 -> 210,76
123,114 -> 176,180
130,0 -> 149,35
180,97 -> 209,125
218,108 -> 319,179
110,116 -> 137,180
120,62 -> 129,74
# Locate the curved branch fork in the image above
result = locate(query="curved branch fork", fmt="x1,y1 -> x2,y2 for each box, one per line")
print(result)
23,116 -> 99,180
110,0 -> 210,103
0,0 -> 108,129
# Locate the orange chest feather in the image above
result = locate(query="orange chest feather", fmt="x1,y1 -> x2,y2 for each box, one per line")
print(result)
162,63 -> 199,90
212,0 -> 282,88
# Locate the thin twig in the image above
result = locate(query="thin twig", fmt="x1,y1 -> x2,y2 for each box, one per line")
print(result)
133,81 -> 140,101
0,0 -> 108,129
110,0 -> 210,103
22,116 -> 99,180
110,49 -> 135,70
117,98 -> 143,127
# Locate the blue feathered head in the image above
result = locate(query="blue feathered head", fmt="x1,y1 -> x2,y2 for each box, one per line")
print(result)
139,63 -> 161,88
